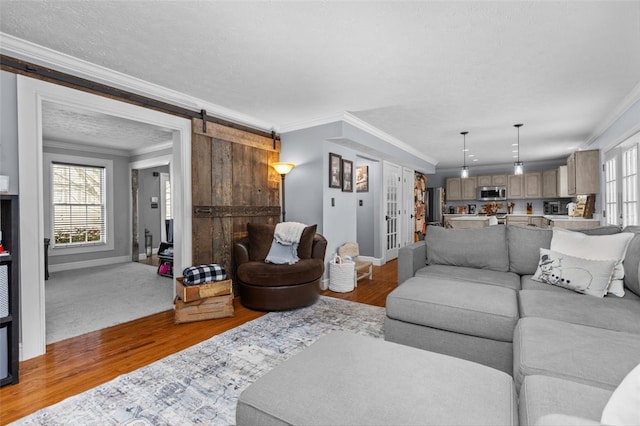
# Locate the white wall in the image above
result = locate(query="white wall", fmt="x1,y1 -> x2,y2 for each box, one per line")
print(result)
0,71 -> 19,194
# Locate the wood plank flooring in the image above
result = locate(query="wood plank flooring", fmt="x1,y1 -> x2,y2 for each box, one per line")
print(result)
0,260 -> 397,424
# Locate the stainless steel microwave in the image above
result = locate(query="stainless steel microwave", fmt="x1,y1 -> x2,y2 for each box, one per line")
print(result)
477,186 -> 507,201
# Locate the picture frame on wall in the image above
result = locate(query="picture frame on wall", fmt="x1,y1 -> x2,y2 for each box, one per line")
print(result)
329,153 -> 342,188
342,159 -> 353,192
356,165 -> 368,192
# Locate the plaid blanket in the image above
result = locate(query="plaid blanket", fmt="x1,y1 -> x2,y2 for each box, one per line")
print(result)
182,264 -> 227,286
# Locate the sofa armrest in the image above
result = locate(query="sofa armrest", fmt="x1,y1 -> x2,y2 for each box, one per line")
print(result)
398,241 -> 426,285
234,238 -> 250,267
535,414 -> 603,426
311,233 -> 328,261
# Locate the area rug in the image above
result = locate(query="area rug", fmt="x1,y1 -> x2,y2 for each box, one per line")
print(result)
15,296 -> 386,425
46,262 -> 174,344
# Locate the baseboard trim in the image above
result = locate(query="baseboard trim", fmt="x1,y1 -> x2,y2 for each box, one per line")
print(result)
49,255 -> 131,273
358,256 -> 384,266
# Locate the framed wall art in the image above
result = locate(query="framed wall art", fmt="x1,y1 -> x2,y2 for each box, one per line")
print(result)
342,159 -> 353,192
356,165 -> 368,192
329,152 -> 342,188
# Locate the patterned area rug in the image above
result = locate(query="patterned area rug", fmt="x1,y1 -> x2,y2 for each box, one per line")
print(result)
15,296 -> 385,425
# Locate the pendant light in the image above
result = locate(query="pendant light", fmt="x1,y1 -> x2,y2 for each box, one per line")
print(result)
460,131 -> 469,179
513,123 -> 524,175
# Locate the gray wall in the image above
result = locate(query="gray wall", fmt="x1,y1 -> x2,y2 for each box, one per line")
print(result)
0,71 -> 19,194
137,165 -> 169,253
43,144 -> 131,266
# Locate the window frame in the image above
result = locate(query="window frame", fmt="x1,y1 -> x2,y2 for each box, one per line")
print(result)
604,134 -> 639,227
45,152 -> 115,256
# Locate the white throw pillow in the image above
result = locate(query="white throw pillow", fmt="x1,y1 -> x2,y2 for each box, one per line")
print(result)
532,248 -> 616,297
550,229 -> 634,297
601,363 -> 640,425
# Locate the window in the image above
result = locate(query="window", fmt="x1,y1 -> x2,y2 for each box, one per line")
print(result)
52,163 -> 106,246
605,132 -> 639,227
622,145 -> 638,226
604,157 -> 618,226
45,152 -> 114,255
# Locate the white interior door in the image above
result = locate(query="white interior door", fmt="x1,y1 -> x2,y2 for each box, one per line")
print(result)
402,168 -> 415,246
384,161 -> 401,261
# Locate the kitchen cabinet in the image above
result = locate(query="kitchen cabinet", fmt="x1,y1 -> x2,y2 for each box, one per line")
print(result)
461,177 -> 477,200
446,178 -> 462,201
557,166 -> 569,197
492,175 -> 508,186
478,175 -> 507,187
567,149 -> 600,195
524,172 -> 542,199
507,174 -> 524,199
506,214 -> 548,228
542,169 -> 558,198
544,218 -> 600,230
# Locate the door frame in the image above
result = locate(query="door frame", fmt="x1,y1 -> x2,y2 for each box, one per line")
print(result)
17,76 -> 192,360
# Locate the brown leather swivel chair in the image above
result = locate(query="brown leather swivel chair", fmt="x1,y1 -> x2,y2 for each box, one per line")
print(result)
234,224 -> 327,311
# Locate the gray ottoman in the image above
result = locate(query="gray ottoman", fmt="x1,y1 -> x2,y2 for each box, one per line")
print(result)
236,331 -> 517,426
385,276 -> 519,374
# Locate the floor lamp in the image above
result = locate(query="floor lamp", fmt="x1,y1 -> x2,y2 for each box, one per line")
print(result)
271,162 -> 295,222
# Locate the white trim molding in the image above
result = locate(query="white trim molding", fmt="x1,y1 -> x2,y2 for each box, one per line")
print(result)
585,81 -> 640,147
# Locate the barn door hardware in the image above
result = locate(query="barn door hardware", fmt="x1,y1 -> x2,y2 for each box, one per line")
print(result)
201,109 -> 208,132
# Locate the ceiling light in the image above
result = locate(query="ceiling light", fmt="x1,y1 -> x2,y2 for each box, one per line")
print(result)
460,131 -> 469,178
513,123 -> 524,175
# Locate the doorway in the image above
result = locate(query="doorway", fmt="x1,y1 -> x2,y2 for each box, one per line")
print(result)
17,76 -> 192,360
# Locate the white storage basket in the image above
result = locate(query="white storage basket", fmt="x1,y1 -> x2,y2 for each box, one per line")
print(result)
329,259 -> 355,293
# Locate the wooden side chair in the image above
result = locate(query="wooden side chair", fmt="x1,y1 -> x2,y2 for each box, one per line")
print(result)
338,242 -> 373,284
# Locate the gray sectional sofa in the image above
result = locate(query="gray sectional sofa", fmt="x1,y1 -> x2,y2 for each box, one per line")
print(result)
387,224 -> 640,425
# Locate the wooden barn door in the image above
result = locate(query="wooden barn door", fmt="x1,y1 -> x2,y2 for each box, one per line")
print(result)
190,118 -> 281,289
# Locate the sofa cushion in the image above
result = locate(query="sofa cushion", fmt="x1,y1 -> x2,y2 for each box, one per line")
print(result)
247,222 -> 275,261
531,248 -> 617,298
519,289 -> 640,334
415,264 -> 521,290
237,258 -> 324,286
622,227 -> 640,297
514,317 -> 640,391
507,226 -> 553,275
519,375 -> 611,426
550,229 -> 635,297
386,276 -> 518,342
237,331 -> 517,426
426,224 -> 509,272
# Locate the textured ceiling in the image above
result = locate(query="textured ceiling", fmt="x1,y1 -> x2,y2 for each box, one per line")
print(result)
2,1 -> 640,168
42,101 -> 174,153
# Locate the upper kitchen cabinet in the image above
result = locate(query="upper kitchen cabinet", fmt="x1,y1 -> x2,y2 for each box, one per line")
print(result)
567,149 -> 600,195
524,172 -> 542,199
462,177 -> 477,200
478,175 -> 507,187
557,166 -> 570,197
542,169 -> 558,198
446,177 -> 462,201
507,174 -> 524,199
446,176 -> 477,201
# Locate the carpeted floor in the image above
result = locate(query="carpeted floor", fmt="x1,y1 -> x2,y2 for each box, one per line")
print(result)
15,296 -> 385,425
45,262 -> 174,344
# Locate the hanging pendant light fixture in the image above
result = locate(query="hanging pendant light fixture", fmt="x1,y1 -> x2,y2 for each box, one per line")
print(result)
513,123 -> 524,175
460,131 -> 469,178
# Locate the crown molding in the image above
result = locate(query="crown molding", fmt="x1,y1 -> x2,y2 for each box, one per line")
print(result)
585,80 -> 640,147
131,141 -> 173,156
0,32 -> 275,132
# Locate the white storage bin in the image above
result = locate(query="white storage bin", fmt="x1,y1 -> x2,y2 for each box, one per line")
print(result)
329,259 -> 355,293
0,265 -> 7,318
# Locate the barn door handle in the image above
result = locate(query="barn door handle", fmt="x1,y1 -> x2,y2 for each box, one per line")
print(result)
195,207 -> 213,214
385,215 -> 390,221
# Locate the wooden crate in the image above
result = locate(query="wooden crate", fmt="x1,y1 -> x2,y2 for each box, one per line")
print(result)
174,294 -> 234,324
175,277 -> 232,302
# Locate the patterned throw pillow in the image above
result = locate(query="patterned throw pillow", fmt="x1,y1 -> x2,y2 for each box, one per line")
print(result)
532,248 -> 617,298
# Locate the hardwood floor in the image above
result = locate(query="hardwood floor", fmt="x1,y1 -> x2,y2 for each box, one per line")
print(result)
0,260 -> 397,424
